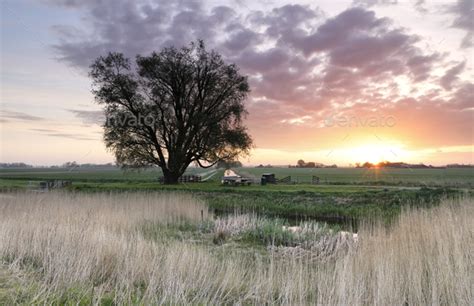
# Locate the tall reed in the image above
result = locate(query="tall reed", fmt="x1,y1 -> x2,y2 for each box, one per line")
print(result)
0,192 -> 471,304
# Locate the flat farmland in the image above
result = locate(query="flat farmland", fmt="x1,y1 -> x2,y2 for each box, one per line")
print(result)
0,167 -> 221,183
0,167 -> 473,188
237,167 -> 474,187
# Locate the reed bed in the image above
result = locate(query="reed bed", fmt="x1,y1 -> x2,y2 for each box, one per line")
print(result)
0,192 -> 472,304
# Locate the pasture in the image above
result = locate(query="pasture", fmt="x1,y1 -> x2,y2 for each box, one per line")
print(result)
237,167 -> 474,187
0,166 -> 468,223
0,166 -> 473,187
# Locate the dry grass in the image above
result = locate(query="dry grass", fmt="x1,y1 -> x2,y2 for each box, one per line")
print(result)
0,192 -> 472,305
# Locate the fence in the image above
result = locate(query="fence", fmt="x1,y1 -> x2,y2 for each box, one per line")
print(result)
27,180 -> 72,192
158,175 -> 202,183
277,176 -> 292,184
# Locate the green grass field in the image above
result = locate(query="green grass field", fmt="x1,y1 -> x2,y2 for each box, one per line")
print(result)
1,166 -> 472,187
0,167 -> 212,183
0,166 -> 469,226
236,167 -> 474,187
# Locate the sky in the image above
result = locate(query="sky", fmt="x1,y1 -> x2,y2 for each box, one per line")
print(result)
1,0 -> 473,166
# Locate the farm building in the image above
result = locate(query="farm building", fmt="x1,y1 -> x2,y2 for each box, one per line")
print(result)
221,169 -> 252,185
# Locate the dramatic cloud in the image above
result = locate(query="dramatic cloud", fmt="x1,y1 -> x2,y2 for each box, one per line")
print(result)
68,109 -> 104,125
352,0 -> 398,7
48,0 -> 473,151
447,0 -> 473,48
352,0 -> 428,13
448,83 -> 474,111
440,61 -> 466,90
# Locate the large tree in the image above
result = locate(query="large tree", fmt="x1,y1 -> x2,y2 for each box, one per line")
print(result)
90,41 -> 252,184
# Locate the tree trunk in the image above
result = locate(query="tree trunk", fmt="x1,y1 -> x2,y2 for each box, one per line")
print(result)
162,170 -> 180,184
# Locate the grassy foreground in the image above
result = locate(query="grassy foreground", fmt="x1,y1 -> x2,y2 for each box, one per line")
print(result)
0,192 -> 472,304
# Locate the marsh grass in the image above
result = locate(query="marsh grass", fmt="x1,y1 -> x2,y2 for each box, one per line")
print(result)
0,192 -> 472,304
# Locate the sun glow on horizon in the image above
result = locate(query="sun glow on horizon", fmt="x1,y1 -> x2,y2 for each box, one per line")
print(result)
248,141 -> 421,166
343,144 -> 413,164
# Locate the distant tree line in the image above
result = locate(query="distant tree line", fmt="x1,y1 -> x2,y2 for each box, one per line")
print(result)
353,161 -> 467,169
446,164 -> 474,168
255,164 -> 274,168
60,162 -> 117,169
290,160 -> 337,168
0,162 -> 117,169
0,162 -> 34,169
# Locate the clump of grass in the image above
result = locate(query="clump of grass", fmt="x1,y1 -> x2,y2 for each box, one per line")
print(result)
212,230 -> 228,245
241,218 -> 293,246
213,214 -> 258,236
0,192 -> 472,304
140,218 -> 215,242
211,213 -> 344,250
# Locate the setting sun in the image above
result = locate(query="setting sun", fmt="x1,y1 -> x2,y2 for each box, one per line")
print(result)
347,144 -> 412,164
